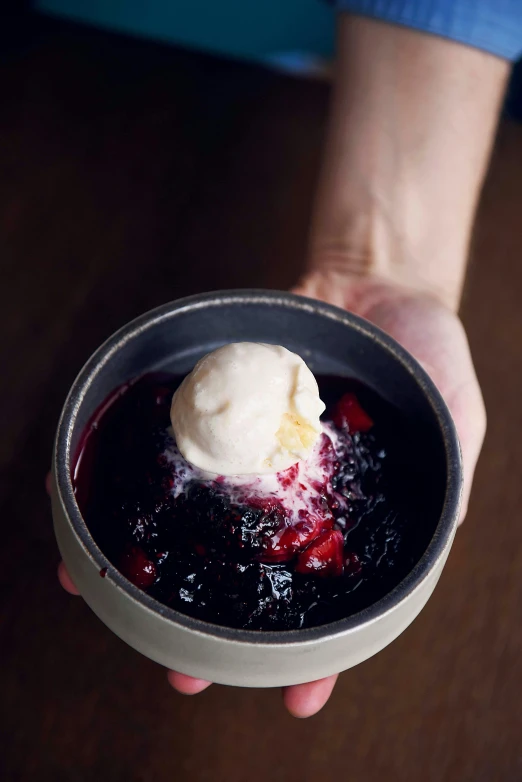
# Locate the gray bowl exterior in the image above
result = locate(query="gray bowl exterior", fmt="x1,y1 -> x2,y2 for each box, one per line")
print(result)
52,290 -> 462,688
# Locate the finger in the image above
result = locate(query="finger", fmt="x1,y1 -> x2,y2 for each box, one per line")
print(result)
444,380 -> 486,525
167,670 -> 212,695
282,674 -> 338,718
57,561 -> 81,595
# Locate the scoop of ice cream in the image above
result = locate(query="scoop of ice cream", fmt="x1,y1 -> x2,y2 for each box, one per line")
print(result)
170,342 -> 325,476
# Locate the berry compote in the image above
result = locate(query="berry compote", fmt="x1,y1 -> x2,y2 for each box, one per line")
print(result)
73,374 -> 438,630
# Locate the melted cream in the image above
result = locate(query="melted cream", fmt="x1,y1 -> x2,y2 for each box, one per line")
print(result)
163,423 -> 348,521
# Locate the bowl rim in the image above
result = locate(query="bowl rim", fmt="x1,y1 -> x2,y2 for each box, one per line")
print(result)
54,288 -> 462,647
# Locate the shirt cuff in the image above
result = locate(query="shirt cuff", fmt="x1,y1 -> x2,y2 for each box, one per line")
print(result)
330,0 -> 522,61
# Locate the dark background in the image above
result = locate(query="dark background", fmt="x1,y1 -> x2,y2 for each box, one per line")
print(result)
1,11 -> 522,782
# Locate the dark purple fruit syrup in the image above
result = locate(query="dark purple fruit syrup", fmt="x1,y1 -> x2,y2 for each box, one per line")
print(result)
72,374 -> 442,630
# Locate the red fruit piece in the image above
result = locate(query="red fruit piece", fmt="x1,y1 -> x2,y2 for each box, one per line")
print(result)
332,392 -> 374,433
260,509 -> 333,563
119,545 -> 157,588
295,529 -> 344,578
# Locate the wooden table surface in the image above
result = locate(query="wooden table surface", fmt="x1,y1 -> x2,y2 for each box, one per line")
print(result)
1,14 -> 522,782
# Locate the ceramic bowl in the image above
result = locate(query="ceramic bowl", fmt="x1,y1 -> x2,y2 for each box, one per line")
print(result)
51,289 -> 462,687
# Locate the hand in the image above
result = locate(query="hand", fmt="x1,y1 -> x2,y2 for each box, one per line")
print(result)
49,270 -> 485,718
293,269 -> 486,522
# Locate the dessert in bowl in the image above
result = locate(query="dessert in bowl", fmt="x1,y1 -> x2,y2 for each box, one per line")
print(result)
52,290 -> 462,687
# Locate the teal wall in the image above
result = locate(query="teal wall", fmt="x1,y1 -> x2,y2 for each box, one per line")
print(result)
36,0 -> 335,65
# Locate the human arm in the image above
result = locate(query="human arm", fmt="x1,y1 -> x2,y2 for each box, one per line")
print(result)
307,13 -> 509,311
55,5 -> 516,718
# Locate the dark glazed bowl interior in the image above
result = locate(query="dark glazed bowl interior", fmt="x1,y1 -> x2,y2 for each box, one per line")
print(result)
55,289 -> 462,643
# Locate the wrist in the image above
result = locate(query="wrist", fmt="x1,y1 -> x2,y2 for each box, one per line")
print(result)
307,15 -> 509,314
308,193 -> 468,312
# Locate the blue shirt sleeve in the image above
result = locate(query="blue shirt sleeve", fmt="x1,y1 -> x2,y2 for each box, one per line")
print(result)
330,0 -> 522,61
